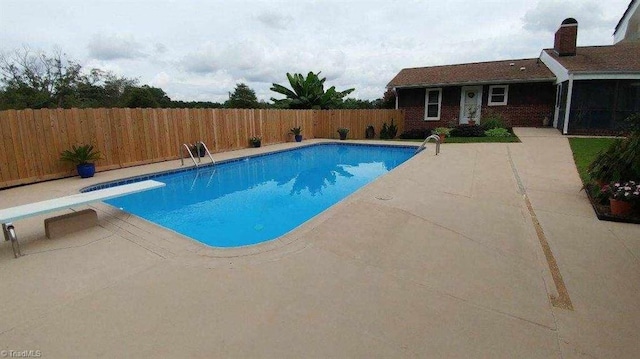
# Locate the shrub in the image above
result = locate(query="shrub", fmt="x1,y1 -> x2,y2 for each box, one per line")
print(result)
450,124 -> 485,137
433,127 -> 451,136
399,128 -> 431,139
588,135 -> 640,183
484,128 -> 511,137
481,116 -> 507,130
379,119 -> 398,139
60,144 -> 101,165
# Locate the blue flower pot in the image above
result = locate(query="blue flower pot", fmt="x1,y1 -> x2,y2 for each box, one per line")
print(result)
295,135 -> 303,142
77,163 -> 96,178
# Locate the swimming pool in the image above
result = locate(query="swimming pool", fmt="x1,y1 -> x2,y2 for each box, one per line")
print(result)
99,143 -> 415,247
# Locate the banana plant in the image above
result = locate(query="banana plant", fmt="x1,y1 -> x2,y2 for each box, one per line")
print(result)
270,71 -> 354,109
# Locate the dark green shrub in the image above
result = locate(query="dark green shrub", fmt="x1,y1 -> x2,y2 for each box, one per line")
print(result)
450,124 -> 485,137
379,119 -> 398,139
587,136 -> 640,183
399,128 -> 431,139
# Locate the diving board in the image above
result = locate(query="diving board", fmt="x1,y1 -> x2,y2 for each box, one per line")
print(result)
1,180 -> 165,258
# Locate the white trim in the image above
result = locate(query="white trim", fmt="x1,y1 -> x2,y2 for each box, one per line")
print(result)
553,83 -> 562,128
488,85 -> 509,106
572,73 -> 640,81
392,78 -> 553,89
424,88 -> 442,121
562,76 -> 574,135
539,50 -> 569,83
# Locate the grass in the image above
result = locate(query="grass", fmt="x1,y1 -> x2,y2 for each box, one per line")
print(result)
444,136 -> 520,143
568,137 -> 616,185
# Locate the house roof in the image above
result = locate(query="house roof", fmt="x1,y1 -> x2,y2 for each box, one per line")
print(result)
543,41 -> 640,73
387,58 -> 555,88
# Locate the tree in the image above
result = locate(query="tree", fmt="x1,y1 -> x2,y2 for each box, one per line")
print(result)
0,48 -> 145,110
340,98 -> 376,109
0,48 -> 85,109
225,83 -> 260,108
120,85 -> 171,108
270,71 -> 354,109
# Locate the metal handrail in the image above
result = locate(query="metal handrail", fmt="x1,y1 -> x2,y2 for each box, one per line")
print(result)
416,134 -> 441,155
196,141 -> 215,165
180,143 -> 199,167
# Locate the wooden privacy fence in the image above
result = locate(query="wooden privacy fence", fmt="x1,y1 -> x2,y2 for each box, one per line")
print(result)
0,108 -> 404,188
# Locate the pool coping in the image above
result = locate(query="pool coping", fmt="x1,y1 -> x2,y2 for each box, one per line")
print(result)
80,141 -> 418,193
77,140 -> 422,259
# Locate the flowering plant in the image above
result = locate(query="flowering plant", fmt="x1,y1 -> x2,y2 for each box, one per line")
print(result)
249,136 -> 261,143
606,180 -> 640,202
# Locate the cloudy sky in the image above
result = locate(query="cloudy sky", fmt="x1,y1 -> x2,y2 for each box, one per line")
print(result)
0,0 -> 631,102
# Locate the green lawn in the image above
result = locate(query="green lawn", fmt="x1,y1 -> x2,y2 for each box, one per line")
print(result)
444,136 -> 520,143
394,136 -> 520,143
568,137 -> 616,185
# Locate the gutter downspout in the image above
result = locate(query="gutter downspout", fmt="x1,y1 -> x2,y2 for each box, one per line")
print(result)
562,75 -> 574,135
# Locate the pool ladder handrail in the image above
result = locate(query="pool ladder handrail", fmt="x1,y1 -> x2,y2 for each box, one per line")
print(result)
415,134 -> 441,155
180,141 -> 215,167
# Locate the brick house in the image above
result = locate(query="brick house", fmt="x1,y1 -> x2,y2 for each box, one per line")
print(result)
388,2 -> 640,135
388,59 -> 556,131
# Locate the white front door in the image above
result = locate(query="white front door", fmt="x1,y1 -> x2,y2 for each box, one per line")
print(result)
459,86 -> 482,124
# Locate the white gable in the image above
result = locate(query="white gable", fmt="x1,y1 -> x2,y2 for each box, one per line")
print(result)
614,1 -> 640,43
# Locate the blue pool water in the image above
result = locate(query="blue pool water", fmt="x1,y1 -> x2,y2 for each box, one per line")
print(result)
103,144 -> 415,247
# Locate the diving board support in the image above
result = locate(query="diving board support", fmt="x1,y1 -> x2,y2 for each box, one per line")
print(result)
416,134 -> 441,155
0,180 -> 165,258
3,223 -> 21,258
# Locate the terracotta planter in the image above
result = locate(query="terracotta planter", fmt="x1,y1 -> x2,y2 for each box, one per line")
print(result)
438,134 -> 446,143
610,198 -> 633,216
468,120 -> 476,126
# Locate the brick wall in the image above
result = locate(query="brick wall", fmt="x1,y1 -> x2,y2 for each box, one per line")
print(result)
399,82 -> 555,131
481,104 -> 554,127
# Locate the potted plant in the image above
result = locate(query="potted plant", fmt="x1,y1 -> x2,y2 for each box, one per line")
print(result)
60,144 -> 102,178
433,127 -> 451,143
290,126 -> 303,142
606,180 -> 640,216
337,128 -> 349,140
365,125 -> 375,139
249,136 -> 262,148
190,142 -> 205,157
468,106 -> 478,125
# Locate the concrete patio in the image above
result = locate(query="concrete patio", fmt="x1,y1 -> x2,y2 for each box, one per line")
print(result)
1,128 -> 638,358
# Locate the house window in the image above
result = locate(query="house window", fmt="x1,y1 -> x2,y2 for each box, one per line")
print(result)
488,85 -> 508,106
424,88 -> 442,121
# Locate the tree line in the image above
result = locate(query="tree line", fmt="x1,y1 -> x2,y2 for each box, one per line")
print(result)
0,49 -> 395,111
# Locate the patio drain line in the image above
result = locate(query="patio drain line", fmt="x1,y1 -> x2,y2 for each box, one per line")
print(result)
507,147 -> 574,311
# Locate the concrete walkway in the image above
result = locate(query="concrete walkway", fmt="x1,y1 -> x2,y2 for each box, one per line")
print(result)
1,130 -> 638,358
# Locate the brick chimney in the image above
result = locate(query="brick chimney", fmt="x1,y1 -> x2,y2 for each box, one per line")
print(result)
554,18 -> 578,56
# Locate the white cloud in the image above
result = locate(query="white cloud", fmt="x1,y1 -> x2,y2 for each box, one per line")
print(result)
523,0 -> 615,33
255,11 -> 293,30
1,0 -> 631,102
151,71 -> 171,88
87,33 -> 146,60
